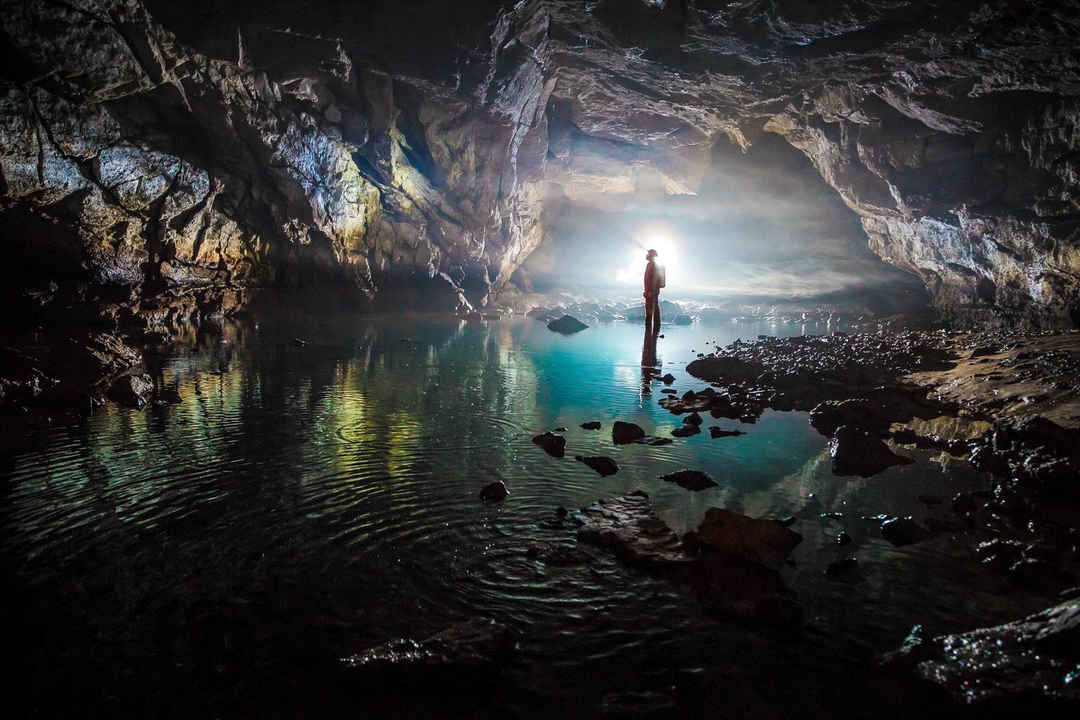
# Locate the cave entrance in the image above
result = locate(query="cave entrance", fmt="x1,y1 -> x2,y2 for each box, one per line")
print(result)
519,132 -> 928,318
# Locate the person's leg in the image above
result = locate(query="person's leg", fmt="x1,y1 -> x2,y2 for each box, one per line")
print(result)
654,294 -> 661,331
645,294 -> 656,331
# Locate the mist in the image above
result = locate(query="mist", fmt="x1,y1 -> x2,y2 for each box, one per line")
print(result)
523,133 -> 928,313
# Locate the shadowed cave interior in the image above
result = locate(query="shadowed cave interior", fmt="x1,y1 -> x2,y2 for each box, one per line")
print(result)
2,1 -> 1080,718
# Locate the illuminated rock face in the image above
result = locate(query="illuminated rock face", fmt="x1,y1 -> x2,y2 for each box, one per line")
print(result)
3,1 -> 1080,326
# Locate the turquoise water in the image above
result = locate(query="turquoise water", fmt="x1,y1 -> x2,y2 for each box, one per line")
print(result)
1,314 -> 1037,715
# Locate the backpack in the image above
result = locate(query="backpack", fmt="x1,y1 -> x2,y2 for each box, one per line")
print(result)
655,264 -> 666,289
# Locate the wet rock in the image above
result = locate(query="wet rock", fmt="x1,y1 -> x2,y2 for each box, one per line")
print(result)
777,516 -> 796,528
671,425 -> 700,438
612,421 -> 645,444
580,421 -> 601,430
644,437 -> 673,446
917,494 -> 942,506
1008,558 -> 1075,594
696,508 -> 802,570
600,689 -> 678,718
660,373 -> 675,384
835,531 -> 852,546
880,516 -> 930,547
660,388 -> 677,395
709,427 -> 745,439
685,356 -> 765,384
576,494 -> 695,571
479,481 -> 509,502
900,599 -> 1080,704
547,315 -> 588,335
830,425 -> 913,477
683,412 -> 702,426
340,617 -> 513,686
661,469 -> 716,491
107,373 -> 153,408
575,455 -> 619,477
809,398 -> 876,437
532,431 -> 566,458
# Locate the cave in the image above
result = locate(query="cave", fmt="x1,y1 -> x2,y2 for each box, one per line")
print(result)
3,1 -> 1080,717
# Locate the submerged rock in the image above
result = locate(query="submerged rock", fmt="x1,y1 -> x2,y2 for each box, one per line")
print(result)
661,469 -> 716,491
612,421 -> 645,444
479,481 -> 509,502
575,455 -> 619,476
547,315 -> 588,334
107,373 -> 153,408
830,425 -> 913,477
580,421 -> 601,430
578,494 -> 801,625
340,617 -> 513,686
532,431 -> 566,458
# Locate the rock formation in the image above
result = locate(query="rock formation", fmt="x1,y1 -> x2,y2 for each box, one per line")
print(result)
4,0 -> 1079,335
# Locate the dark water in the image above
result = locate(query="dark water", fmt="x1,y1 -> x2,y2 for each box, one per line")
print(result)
1,315 -> 1049,716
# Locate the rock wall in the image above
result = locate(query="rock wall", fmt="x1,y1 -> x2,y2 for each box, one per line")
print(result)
3,0 -> 1080,329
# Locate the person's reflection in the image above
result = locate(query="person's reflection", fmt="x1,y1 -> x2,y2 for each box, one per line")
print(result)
641,327 -> 659,396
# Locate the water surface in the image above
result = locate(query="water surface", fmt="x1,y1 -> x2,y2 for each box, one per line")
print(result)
2,315 -> 1043,715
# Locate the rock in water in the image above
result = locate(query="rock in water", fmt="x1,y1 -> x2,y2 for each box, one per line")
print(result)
830,425 -> 913,477
107,373 -> 153,408
575,455 -> 619,476
661,469 -> 717,491
683,412 -> 703,426
479,481 -> 509,502
709,427 -> 745,438
695,508 -> 803,570
880,516 -> 929,546
532,431 -> 566,457
547,315 -> 588,334
612,421 -> 645,444
671,425 -> 701,438
580,421 -> 601,430
660,373 -> 676,384
886,599 -> 1080,704
340,617 -> 513,687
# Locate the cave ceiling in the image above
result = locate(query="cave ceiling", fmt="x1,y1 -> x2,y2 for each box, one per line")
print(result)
2,0 -> 1079,325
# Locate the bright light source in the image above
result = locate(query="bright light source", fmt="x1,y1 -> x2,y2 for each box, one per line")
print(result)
614,231 -> 679,287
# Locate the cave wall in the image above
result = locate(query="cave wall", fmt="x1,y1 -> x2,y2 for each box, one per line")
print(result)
3,0 -> 1080,329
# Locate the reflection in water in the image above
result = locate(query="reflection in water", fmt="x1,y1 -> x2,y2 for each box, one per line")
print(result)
640,326 -> 659,397
1,315 -> 1032,714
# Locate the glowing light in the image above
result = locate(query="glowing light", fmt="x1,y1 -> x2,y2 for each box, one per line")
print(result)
614,232 -> 679,286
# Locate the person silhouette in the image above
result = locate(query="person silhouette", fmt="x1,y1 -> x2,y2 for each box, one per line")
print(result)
643,249 -> 662,333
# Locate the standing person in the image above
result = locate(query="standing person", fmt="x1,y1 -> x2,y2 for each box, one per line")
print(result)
643,248 -> 663,333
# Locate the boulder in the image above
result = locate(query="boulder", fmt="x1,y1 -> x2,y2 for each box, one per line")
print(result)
479,481 -> 509,502
107,373 -> 153,408
695,508 -> 803,570
580,421 -> 601,430
576,493 -> 696,571
830,425 -> 913,477
612,421 -> 645,444
660,373 -> 675,384
661,469 -> 716,491
671,425 -> 700,438
575,455 -> 619,476
547,315 -> 588,334
532,431 -> 566,457
686,356 -> 765,383
683,412 -> 703,426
